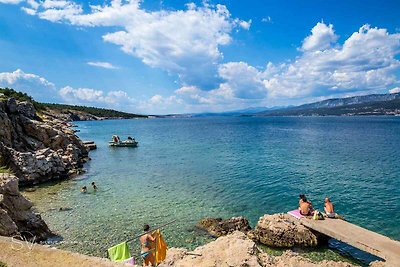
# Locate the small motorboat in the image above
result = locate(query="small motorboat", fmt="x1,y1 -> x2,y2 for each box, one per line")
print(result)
109,135 -> 138,147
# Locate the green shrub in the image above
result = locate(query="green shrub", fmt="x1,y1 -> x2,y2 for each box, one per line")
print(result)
0,166 -> 11,174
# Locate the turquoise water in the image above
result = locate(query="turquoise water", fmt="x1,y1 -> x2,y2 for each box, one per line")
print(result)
24,116 -> 400,265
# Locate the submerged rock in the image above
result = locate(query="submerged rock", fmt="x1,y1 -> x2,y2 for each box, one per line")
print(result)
248,213 -> 326,248
261,250 -> 355,267
198,216 -> 251,237
0,174 -> 51,241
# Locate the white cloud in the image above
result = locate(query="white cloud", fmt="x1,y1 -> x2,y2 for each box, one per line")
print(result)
0,0 -> 23,4
87,61 -> 118,69
301,22 -> 338,51
19,0 -> 248,89
218,62 -> 267,99
263,24 -> 400,98
389,87 -> 400,94
0,69 -> 59,102
261,16 -> 272,23
238,19 -> 251,30
26,0 -> 39,9
42,0 -> 72,9
59,86 -> 134,105
144,22 -> 400,112
21,7 -> 36,15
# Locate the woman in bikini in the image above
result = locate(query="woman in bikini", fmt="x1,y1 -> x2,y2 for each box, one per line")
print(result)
299,194 -> 314,216
139,224 -> 156,267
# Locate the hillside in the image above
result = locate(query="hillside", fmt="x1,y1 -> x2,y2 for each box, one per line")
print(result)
41,103 -> 148,121
257,93 -> 400,116
0,88 -> 147,121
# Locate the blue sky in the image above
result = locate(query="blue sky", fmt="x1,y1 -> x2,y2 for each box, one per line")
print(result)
0,0 -> 400,114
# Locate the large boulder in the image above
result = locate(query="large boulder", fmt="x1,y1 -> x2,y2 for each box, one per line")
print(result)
247,214 -> 326,248
16,101 -> 36,119
198,216 -> 251,237
161,231 -> 260,267
0,174 -> 51,241
6,98 -> 17,113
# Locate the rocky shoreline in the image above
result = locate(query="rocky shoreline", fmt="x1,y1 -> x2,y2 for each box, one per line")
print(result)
162,231 -> 359,267
0,97 -> 90,241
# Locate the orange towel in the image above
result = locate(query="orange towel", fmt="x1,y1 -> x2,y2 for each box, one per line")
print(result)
151,229 -> 168,265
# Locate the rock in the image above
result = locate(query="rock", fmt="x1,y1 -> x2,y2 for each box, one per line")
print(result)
0,174 -> 51,241
369,261 -> 386,267
161,231 -> 355,267
161,231 -> 260,267
6,98 -> 17,113
0,98 -> 89,185
198,216 -> 252,237
261,250 -> 356,267
248,214 -> 326,248
0,208 -> 18,236
83,141 -> 97,150
16,101 -> 36,118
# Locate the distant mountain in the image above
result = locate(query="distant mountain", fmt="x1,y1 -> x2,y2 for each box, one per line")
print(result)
257,93 -> 400,116
294,93 -> 400,109
190,106 -> 290,117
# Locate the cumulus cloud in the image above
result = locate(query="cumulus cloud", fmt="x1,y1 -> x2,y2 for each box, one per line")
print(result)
87,61 -> 118,69
59,86 -> 135,105
389,87 -> 400,94
0,69 -> 59,102
3,0 -> 400,113
18,0 -> 248,89
263,24 -> 400,98
146,22 -> 400,112
0,0 -> 23,4
218,62 -> 267,99
0,69 -> 141,111
301,22 -> 338,51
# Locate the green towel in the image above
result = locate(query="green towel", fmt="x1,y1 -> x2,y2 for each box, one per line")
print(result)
108,242 -> 131,262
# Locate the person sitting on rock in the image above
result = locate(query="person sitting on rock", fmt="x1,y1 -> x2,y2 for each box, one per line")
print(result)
80,186 -> 87,193
299,194 -> 314,216
91,182 -> 97,191
324,197 -> 336,218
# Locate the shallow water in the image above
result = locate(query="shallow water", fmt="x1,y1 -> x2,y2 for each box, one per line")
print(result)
23,116 -> 400,265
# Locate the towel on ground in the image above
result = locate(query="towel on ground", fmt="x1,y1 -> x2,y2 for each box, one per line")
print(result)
287,209 -> 304,219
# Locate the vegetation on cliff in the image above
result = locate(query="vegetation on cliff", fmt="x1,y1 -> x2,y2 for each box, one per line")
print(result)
0,88 -> 147,120
41,103 -> 147,119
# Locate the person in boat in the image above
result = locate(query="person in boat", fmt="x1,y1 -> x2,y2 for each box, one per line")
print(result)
91,182 -> 97,191
299,194 -> 314,216
112,135 -> 120,143
80,186 -> 87,193
139,224 -> 156,267
324,197 -> 336,218
127,136 -> 134,140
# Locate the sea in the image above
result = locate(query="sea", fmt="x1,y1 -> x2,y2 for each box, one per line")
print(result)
23,116 -> 400,266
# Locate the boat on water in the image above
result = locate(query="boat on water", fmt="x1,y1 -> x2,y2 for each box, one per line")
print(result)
109,135 -> 138,147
